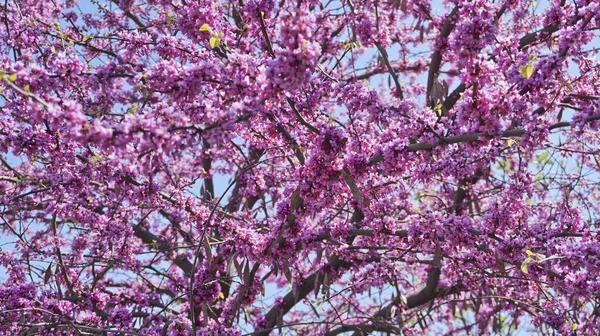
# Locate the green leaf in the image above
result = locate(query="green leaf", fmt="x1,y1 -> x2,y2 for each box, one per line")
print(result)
525,250 -> 535,257
565,82 -> 573,91
209,36 -> 220,48
560,78 -> 573,91
432,104 -> 443,117
166,12 -> 175,24
91,154 -> 103,164
536,151 -> 549,163
199,23 -> 210,32
7,73 -> 17,81
519,62 -> 534,79
521,257 -> 534,274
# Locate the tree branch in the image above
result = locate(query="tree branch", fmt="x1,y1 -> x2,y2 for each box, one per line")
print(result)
255,210 -> 365,335
369,112 -> 600,164
426,6 -> 459,105
132,223 -> 193,275
375,43 -> 404,100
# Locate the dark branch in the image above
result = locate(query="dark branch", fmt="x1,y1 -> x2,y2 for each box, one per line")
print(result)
426,6 -> 459,105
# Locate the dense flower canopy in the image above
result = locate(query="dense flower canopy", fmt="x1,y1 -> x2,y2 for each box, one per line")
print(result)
1,0 -> 600,334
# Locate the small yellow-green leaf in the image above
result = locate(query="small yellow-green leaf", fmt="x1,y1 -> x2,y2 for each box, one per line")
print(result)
572,323 -> 578,331
24,84 -> 30,92
519,62 -> 534,79
536,151 -> 549,162
218,292 -> 225,300
560,79 -> 573,91
209,36 -> 220,48
7,73 -> 17,81
565,82 -> 573,91
521,260 -> 530,274
199,23 -> 210,32
433,104 -> 443,117
507,139 -> 514,147
526,250 -> 534,256
91,154 -> 103,164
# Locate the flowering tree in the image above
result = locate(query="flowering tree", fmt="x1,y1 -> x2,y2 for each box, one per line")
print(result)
1,0 -> 600,334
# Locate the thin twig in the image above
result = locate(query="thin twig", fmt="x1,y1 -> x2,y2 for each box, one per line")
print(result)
257,10 -> 275,58
375,43 -> 404,100
286,98 -> 321,134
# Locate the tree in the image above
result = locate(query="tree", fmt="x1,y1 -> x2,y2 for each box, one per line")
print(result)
0,0 -> 599,334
